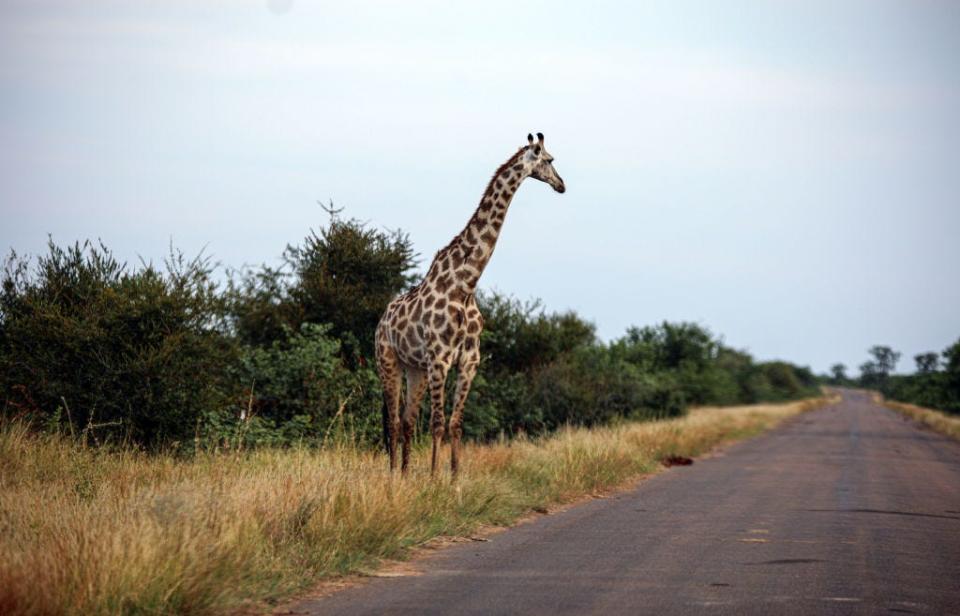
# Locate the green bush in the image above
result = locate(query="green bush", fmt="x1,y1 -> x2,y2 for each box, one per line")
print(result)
885,338 -> 960,414
1,228 -> 824,451
0,241 -> 236,446
477,292 -> 595,374
204,323 -> 382,448
229,211 -> 417,359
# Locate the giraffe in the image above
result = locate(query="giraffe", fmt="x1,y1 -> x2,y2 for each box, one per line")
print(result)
375,132 -> 566,475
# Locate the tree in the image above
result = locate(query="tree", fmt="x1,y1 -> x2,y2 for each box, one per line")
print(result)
230,204 -> 419,360
914,352 -> 939,375
942,338 -> 960,412
859,360 -> 880,388
830,363 -> 848,384
861,345 -> 900,393
1,240 -> 236,446
869,345 -> 901,375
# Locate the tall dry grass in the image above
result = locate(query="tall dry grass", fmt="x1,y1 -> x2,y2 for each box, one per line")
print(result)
881,398 -> 960,441
0,397 -> 828,615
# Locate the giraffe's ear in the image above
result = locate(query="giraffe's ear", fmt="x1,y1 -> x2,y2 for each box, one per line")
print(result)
527,133 -> 534,145
536,132 -> 544,144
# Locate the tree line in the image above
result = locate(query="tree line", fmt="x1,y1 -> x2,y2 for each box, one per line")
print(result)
827,341 -> 960,413
1,211 -> 820,450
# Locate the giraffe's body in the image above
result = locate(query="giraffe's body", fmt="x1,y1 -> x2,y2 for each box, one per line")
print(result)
376,133 -> 565,474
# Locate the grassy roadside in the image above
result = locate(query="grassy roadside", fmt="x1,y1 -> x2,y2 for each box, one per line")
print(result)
0,396 -> 831,615
879,396 -> 960,441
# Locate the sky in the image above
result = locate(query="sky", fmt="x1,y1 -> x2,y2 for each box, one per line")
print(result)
2,1 -> 959,375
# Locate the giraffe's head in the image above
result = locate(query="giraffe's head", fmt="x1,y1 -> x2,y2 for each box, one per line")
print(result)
524,133 -> 565,194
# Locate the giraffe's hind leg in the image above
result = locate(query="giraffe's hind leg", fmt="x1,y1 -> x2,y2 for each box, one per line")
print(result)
376,344 -> 402,472
427,361 -> 450,476
450,353 -> 480,476
401,368 -> 428,474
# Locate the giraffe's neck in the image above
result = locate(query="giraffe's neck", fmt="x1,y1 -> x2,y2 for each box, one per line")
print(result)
424,150 -> 530,299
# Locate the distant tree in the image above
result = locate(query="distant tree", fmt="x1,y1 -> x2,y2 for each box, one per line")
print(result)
861,345 -> 900,393
942,338 -> 960,412
830,363 -> 848,384
914,352 -> 939,375
944,339 -> 960,377
869,345 -> 901,375
859,360 -> 880,388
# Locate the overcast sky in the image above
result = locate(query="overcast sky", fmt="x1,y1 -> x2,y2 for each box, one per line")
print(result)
2,1 -> 958,375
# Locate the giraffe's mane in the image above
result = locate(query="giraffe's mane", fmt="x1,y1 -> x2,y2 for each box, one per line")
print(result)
427,145 -> 528,258
485,146 -> 528,192
414,146 -> 528,288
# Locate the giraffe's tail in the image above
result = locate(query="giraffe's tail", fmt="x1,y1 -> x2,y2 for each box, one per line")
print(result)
381,393 -> 392,456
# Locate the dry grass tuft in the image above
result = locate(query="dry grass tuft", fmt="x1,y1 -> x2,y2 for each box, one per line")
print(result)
0,397 -> 828,615
881,398 -> 960,441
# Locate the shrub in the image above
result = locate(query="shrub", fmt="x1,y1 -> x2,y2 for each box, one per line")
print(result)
230,210 -> 418,359
0,241 -> 236,446
884,337 -> 960,414
0,230 -> 824,451
206,323 -> 382,448
476,292 -> 595,375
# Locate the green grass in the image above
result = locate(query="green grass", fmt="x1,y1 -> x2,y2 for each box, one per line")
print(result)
0,397 -> 830,615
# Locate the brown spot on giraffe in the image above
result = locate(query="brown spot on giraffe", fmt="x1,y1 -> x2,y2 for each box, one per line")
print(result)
440,323 -> 457,346
435,275 -> 452,293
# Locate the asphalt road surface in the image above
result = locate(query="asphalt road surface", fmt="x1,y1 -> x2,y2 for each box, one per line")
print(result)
292,390 -> 960,615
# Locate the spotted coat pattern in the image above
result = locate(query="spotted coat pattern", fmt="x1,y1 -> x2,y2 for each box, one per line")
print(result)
375,134 -> 565,475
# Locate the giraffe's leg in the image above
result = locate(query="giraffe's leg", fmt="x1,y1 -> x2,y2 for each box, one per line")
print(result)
427,362 -> 450,476
401,368 -> 428,475
376,344 -> 403,472
449,357 -> 479,477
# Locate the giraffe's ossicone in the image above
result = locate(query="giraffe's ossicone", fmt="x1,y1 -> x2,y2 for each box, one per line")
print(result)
375,133 -> 565,475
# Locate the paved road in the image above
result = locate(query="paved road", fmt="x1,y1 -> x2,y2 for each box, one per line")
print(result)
292,390 -> 960,615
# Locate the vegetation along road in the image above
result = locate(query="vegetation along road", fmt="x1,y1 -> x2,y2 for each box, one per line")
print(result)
292,390 -> 960,615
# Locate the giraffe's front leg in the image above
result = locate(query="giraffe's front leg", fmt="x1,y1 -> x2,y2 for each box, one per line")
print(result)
427,362 -> 450,476
449,356 -> 479,477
